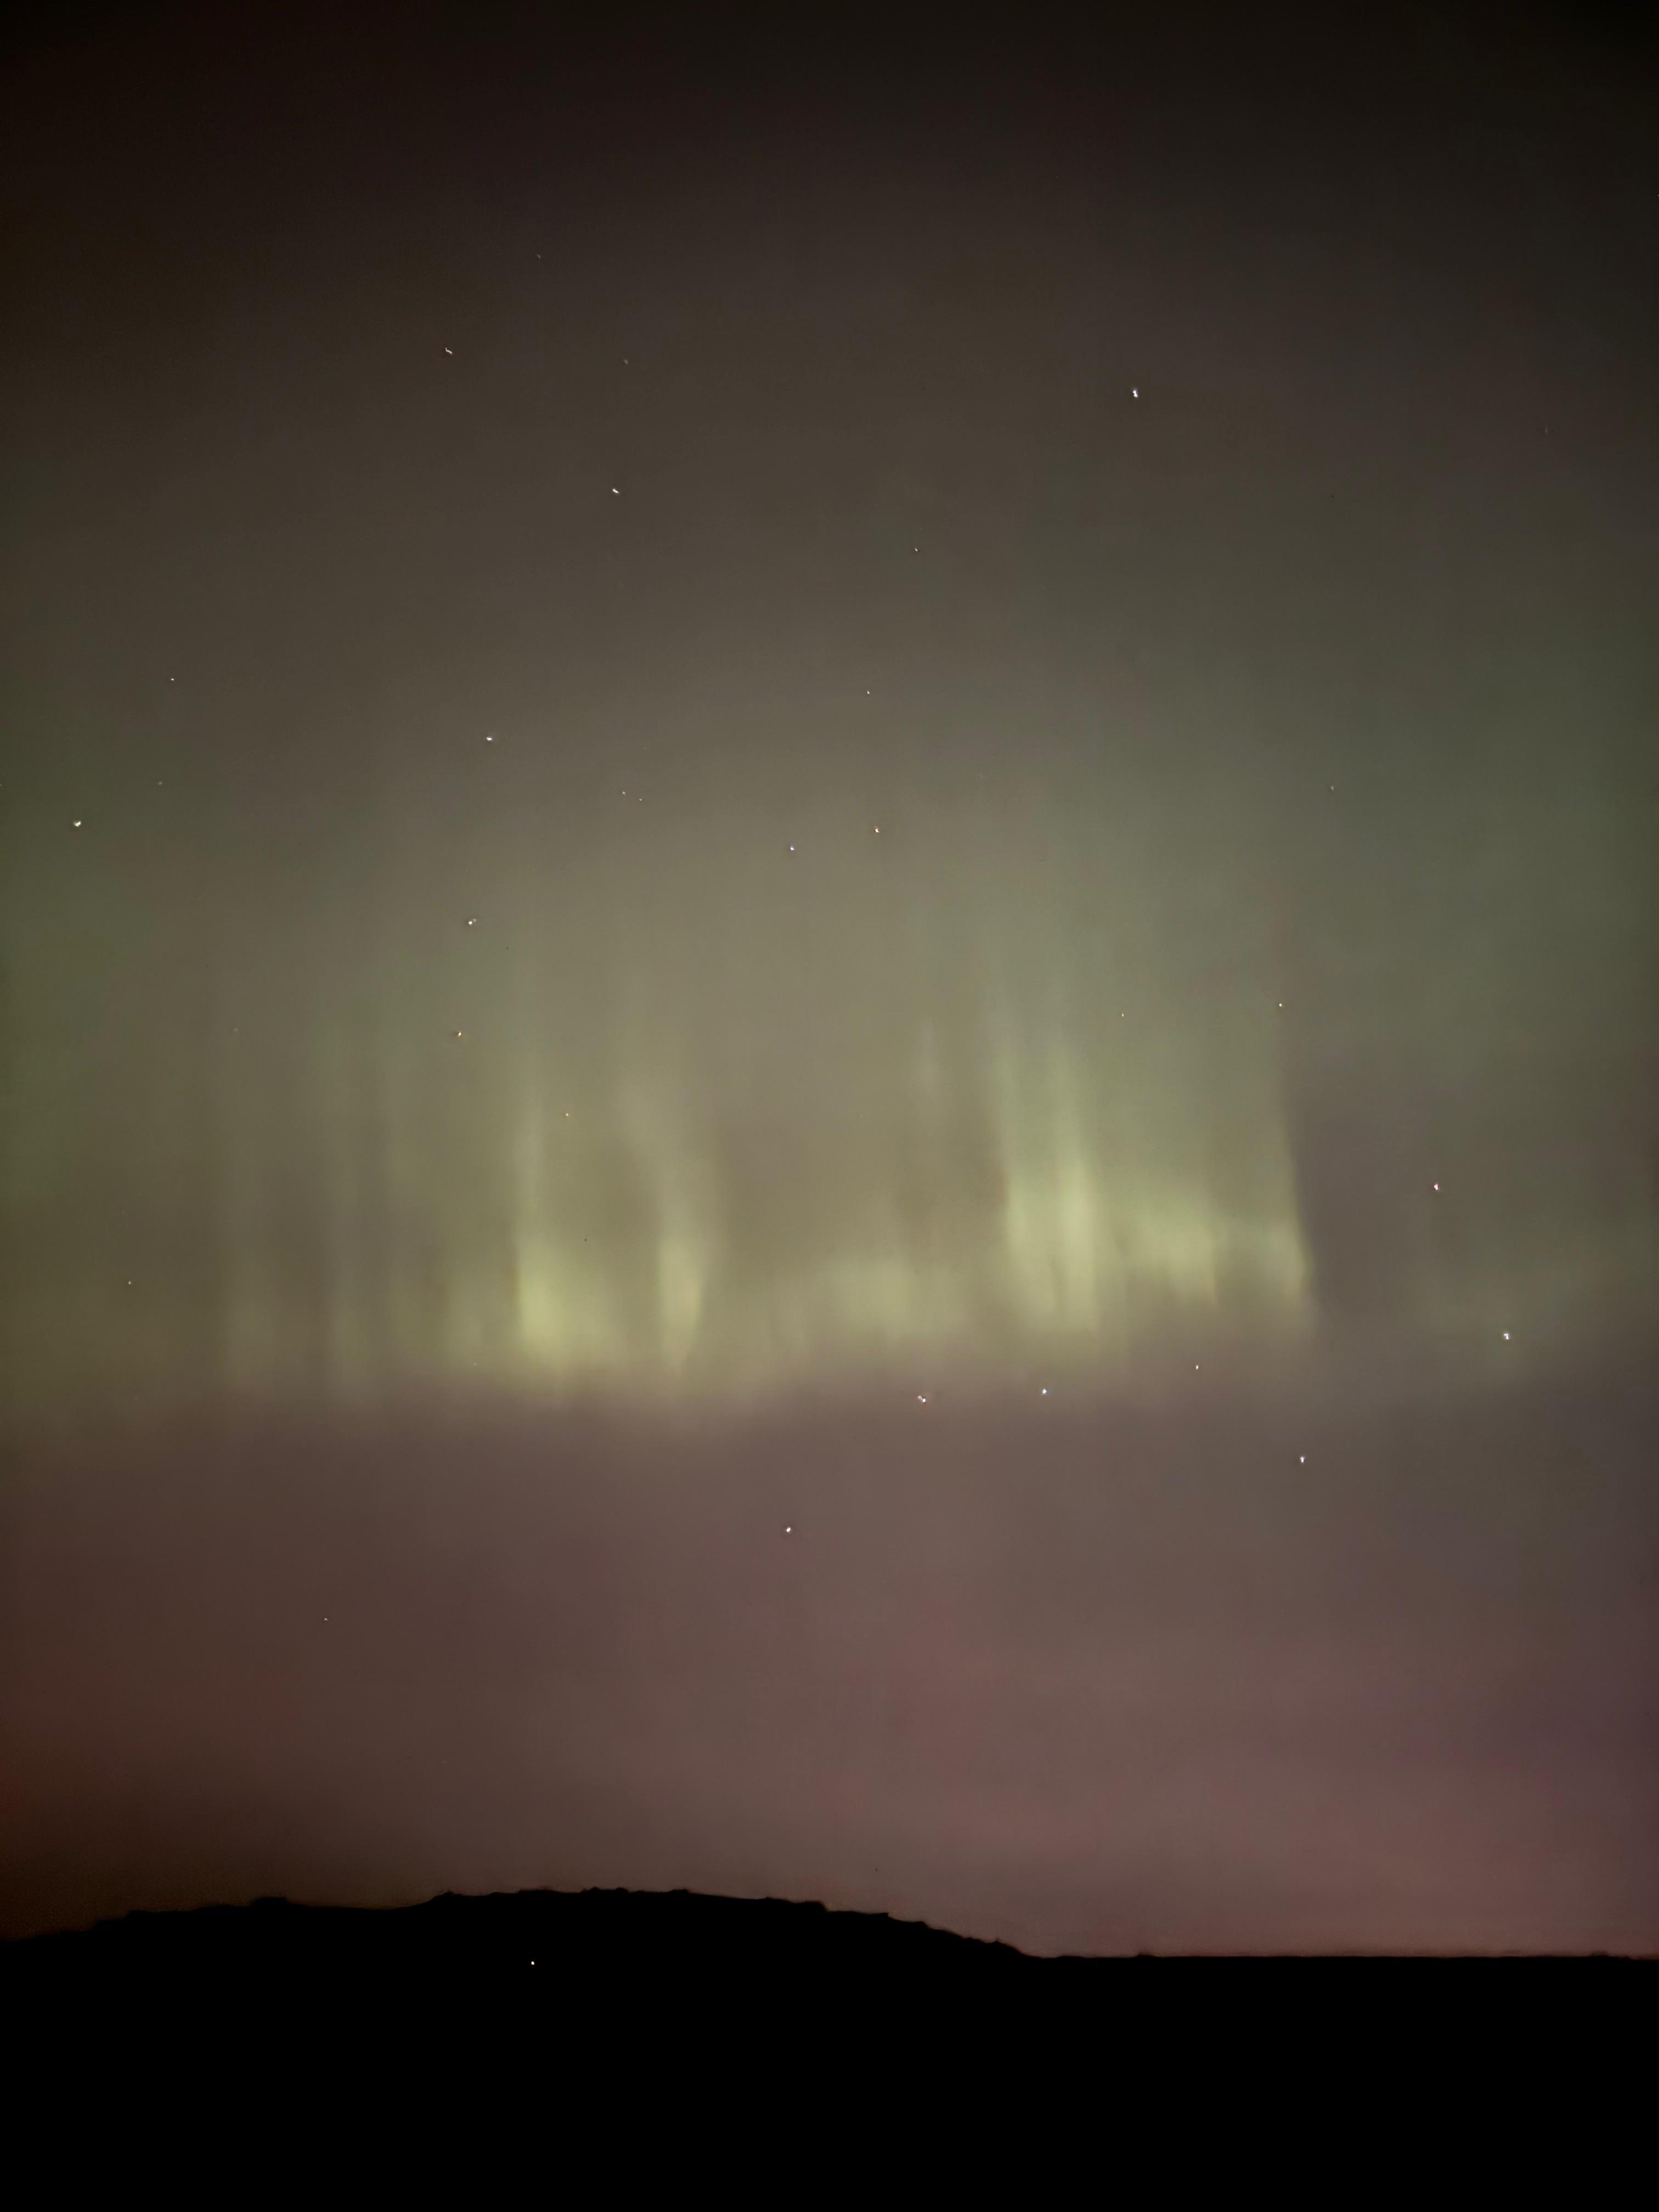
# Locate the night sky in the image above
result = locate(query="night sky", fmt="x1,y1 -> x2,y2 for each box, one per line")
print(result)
3,2 -> 1655,1950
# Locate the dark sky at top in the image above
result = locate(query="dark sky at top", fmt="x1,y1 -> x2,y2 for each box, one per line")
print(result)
1,2 -> 1655,1949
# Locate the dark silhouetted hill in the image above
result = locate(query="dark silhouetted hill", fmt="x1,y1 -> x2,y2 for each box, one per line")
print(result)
4,1886 -> 1641,1994
3,1884 -> 1639,2134
3,1886 -> 1135,1993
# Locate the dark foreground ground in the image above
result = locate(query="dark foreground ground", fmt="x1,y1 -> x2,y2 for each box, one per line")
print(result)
3,1885 -> 1645,1990
5,1887 -> 1643,2189
1,1886 -> 1103,1986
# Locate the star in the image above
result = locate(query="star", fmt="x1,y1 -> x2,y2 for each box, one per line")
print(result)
784,1525 -> 792,1534
612,486 -> 620,495
1502,1331 -> 1511,1341
916,1394 -> 927,1404
466,917 -> 477,927
72,819 -> 82,828
872,826 -> 880,835
1432,1182 -> 1440,1191
1132,387 -> 1138,397
484,733 -> 494,743
1299,1454 -> 1306,1463
444,347 -> 453,356
788,844 -> 795,853
1040,1387 -> 1048,1396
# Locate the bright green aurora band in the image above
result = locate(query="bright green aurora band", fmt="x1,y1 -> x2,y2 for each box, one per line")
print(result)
4,721 -> 1652,1429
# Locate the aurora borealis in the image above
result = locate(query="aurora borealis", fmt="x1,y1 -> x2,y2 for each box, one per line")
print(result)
9,716 -> 1652,1424
2,2 -> 1655,1950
